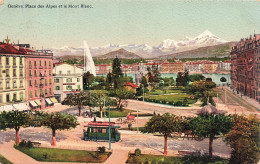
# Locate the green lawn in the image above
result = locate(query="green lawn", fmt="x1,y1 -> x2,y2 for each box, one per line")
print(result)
0,154 -> 12,164
126,154 -> 229,164
94,108 -> 136,118
147,89 -> 185,95
15,146 -> 111,163
145,94 -> 196,104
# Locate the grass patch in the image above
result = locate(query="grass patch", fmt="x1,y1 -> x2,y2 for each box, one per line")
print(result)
0,154 -> 12,164
147,89 -> 184,95
145,94 -> 196,104
126,154 -> 229,164
15,146 -> 111,163
94,108 -> 136,118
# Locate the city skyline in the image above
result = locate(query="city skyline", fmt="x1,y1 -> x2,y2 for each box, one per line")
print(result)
0,0 -> 259,49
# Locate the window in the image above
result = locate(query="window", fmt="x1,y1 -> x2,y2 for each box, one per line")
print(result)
13,80 -> 17,88
13,69 -> 16,77
0,94 -> 2,103
13,93 -> 17,101
45,79 -> 47,86
40,89 -> 43,96
49,70 -> 51,75
20,92 -> 23,101
77,85 -> 80,89
66,78 -> 72,82
20,58 -> 22,65
29,61 -> 32,67
56,86 -> 60,90
13,58 -> 16,65
55,79 -> 59,83
49,88 -> 52,94
45,89 -> 47,95
6,58 -> 9,65
67,71 -> 71,74
29,70 -> 32,77
6,81 -> 10,89
30,91 -> 32,98
29,80 -> 32,86
35,80 -> 37,86
44,61 -> 47,66
49,79 -> 52,85
19,69 -> 23,76
35,90 -> 37,97
6,69 -> 10,77
6,94 -> 10,102
77,78 -> 80,82
49,61 -> 51,66
20,80 -> 23,88
0,57 -> 1,64
34,61 -> 37,66
59,71 -> 62,74
34,70 -> 37,77
40,60 -> 42,66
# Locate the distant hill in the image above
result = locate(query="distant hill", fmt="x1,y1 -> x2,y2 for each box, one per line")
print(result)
159,42 -> 236,59
95,48 -> 141,59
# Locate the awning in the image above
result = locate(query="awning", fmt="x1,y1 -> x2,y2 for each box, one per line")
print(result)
50,97 -> 58,103
0,105 -> 16,112
29,101 -> 38,107
35,100 -> 42,106
13,103 -> 29,111
45,98 -> 53,105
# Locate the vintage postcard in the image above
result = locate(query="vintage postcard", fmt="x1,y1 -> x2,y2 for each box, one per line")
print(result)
0,0 -> 259,164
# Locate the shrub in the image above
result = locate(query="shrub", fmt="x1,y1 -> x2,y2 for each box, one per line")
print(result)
27,140 -> 33,148
134,148 -> 141,156
97,146 -> 106,153
155,100 -> 160,103
19,140 -> 27,147
128,123 -> 132,130
175,101 -> 183,106
168,101 -> 174,105
161,100 -> 166,104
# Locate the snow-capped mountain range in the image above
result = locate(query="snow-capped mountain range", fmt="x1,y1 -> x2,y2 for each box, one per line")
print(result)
52,30 -> 227,58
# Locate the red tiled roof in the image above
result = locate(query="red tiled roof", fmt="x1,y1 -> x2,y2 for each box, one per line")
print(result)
0,43 -> 23,54
125,82 -> 138,88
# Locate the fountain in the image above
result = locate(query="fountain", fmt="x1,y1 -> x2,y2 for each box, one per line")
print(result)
83,40 -> 96,76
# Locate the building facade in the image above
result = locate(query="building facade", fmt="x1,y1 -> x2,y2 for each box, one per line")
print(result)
0,44 -> 26,105
53,63 -> 83,102
161,63 -> 185,73
26,50 -> 54,110
230,34 -> 260,101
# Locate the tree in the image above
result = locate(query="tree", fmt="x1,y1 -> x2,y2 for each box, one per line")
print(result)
140,76 -> 148,88
112,57 -> 123,89
143,113 -> 183,155
61,92 -> 90,117
225,114 -> 260,164
106,71 -> 113,90
90,90 -> 115,118
190,114 -> 232,158
186,80 -> 217,106
114,88 -> 135,110
0,110 -> 31,144
189,74 -> 205,82
41,112 -> 78,146
83,71 -> 94,90
146,64 -> 161,90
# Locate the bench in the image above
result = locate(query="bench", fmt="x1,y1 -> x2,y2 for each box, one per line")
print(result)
31,142 -> 41,147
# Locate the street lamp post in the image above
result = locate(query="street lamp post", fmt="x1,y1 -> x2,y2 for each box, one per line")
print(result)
108,106 -> 111,150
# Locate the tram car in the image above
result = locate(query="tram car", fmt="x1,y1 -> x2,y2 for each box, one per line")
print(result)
83,121 -> 121,142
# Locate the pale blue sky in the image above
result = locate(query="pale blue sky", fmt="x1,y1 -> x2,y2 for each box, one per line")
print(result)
0,0 -> 259,49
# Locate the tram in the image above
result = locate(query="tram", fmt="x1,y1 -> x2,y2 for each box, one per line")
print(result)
83,121 -> 121,142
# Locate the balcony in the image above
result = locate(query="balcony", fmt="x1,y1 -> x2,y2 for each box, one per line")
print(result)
39,84 -> 44,88
29,65 -> 32,69
40,74 -> 47,77
13,65 -> 17,68
39,66 -> 43,69
6,87 -> 10,89
19,65 -> 24,68
20,86 -> 24,88
20,74 -> 23,77
6,65 -> 10,68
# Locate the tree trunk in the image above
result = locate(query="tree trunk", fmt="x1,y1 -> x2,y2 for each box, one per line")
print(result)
78,106 -> 81,117
15,128 -> 20,144
164,135 -> 168,155
209,134 -> 214,158
100,106 -> 103,118
52,129 -> 56,146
